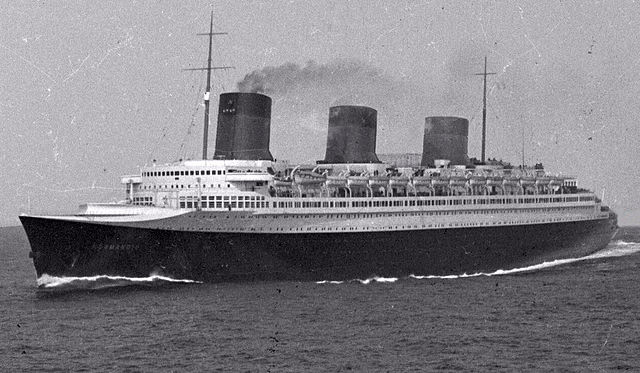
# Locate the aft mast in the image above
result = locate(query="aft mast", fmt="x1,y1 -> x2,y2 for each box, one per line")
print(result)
474,56 -> 496,163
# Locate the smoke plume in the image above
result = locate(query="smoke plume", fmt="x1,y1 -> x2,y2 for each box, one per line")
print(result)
235,59 -> 437,162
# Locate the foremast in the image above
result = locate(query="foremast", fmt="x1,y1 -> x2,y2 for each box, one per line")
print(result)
185,11 -> 232,160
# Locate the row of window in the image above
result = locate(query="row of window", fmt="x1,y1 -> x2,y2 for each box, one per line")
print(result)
177,214 -> 592,233
178,195 -> 267,209
179,195 -> 267,201
143,184 -> 231,190
189,206 -> 592,221
140,182 -> 266,191
133,192 -> 594,210
132,196 -> 153,206
143,169 -> 227,177
269,196 -> 592,209
181,201 -> 268,209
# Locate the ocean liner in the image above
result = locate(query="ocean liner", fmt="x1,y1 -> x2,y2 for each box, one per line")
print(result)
20,20 -> 617,284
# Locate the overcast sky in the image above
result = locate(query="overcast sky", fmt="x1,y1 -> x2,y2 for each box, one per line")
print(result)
1,0 -> 639,226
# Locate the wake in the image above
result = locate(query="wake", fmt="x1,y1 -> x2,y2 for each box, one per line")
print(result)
317,240 -> 640,284
317,276 -> 399,285
37,273 -> 201,290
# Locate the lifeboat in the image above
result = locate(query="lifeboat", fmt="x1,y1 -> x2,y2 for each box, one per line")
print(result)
535,176 -> 551,185
294,172 -> 326,185
502,176 -> 519,186
468,175 -> 487,185
519,176 -> 536,186
273,178 -> 293,187
411,176 -> 432,186
347,175 -> 369,187
325,175 -> 347,187
389,175 -> 410,186
431,176 -> 449,186
449,175 -> 466,187
368,175 -> 389,187
486,176 -> 503,186
549,177 -> 563,186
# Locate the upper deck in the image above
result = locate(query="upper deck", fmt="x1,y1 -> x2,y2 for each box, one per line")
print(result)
120,159 -> 593,213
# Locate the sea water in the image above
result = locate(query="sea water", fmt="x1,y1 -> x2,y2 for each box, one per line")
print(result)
1,226 -> 639,372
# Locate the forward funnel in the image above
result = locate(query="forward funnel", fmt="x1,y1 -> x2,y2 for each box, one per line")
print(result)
214,92 -> 274,161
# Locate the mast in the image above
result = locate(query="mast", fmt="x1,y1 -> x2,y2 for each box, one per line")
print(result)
474,56 -> 495,163
521,123 -> 525,167
184,11 -> 233,160
202,12 -> 214,161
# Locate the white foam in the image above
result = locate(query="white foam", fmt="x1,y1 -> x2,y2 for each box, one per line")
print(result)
37,273 -> 201,289
356,276 -> 398,285
610,240 -> 636,246
586,241 -> 640,259
317,276 -> 398,285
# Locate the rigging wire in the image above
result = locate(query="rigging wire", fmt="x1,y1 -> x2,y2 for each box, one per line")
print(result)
176,77 -> 205,161
173,28 -> 233,162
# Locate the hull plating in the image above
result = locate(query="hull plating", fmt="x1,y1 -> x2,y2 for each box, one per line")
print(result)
20,214 -> 617,283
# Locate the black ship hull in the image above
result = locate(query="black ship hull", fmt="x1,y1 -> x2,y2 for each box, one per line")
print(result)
20,213 -> 618,284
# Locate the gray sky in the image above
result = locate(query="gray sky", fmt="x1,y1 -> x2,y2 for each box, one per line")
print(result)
1,0 -> 639,226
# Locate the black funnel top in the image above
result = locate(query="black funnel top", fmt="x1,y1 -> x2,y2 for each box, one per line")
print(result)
322,105 -> 380,163
214,92 -> 274,161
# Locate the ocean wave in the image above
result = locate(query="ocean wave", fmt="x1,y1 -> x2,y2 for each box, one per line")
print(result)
37,273 -> 201,290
